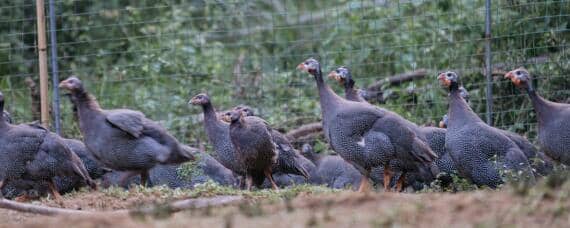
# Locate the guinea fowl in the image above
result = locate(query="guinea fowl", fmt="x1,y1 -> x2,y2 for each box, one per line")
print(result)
189,94 -> 245,185
233,105 -> 310,180
298,58 -> 437,192
439,86 -> 469,128
300,144 -> 360,189
505,68 -> 570,166
440,85 -> 552,176
59,77 -> 194,187
438,71 -> 535,188
0,91 -> 96,201
329,66 -> 450,187
222,110 -> 278,190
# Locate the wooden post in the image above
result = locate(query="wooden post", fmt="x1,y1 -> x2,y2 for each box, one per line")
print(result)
36,0 -> 50,127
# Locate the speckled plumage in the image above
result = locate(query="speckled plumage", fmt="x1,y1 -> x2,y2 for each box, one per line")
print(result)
0,91 -> 96,199
300,144 -> 361,189
440,72 -> 535,188
331,66 -> 452,187
59,77 -> 194,187
319,64 -> 437,191
506,68 -> 570,166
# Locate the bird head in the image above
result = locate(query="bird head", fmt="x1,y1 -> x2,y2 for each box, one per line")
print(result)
189,93 -> 211,106
438,71 -> 459,89
328,66 -> 351,85
59,76 -> 84,92
505,67 -> 531,89
233,105 -> 254,117
297,58 -> 320,75
222,110 -> 242,123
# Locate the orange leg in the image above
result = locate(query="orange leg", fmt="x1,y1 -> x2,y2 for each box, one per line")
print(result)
264,169 -> 279,190
395,173 -> 406,192
358,168 -> 371,193
383,165 -> 393,192
47,180 -> 63,204
14,193 -> 35,202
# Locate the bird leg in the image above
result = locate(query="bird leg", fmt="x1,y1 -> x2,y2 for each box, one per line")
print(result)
47,180 -> 63,205
118,171 -> 140,188
0,180 -> 4,198
14,193 -> 35,202
395,173 -> 406,192
383,165 -> 393,192
245,175 -> 253,191
140,171 -> 152,187
264,169 -> 279,190
358,169 -> 371,193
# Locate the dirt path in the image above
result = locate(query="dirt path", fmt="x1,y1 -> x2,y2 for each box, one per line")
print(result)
1,187 -> 568,228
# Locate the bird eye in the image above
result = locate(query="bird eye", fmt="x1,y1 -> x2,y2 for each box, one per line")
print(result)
446,73 -> 452,77
304,61 -> 309,65
515,71 -> 521,75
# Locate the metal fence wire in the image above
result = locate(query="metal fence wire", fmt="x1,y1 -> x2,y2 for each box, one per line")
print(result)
0,0 -> 568,147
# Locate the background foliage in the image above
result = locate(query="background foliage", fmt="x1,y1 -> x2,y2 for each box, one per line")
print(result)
0,0 -> 568,151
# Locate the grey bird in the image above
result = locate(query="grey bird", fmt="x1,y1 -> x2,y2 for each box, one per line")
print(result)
439,71 -> 535,188
506,68 -> 570,166
298,58 -> 437,192
59,77 -> 194,187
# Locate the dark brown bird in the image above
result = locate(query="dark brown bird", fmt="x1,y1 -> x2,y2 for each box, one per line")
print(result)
222,110 -> 278,190
59,77 -> 194,187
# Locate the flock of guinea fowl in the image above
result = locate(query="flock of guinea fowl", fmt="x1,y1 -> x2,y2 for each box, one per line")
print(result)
0,57 -> 569,202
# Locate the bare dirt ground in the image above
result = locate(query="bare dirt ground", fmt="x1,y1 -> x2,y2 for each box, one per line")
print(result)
1,184 -> 569,228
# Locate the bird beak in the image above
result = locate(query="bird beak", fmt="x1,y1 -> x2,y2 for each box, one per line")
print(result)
504,71 -> 520,86
328,71 -> 343,84
438,121 -> 446,128
297,63 -> 306,71
58,80 -> 70,89
221,115 -> 230,122
188,97 -> 197,105
438,73 -> 451,87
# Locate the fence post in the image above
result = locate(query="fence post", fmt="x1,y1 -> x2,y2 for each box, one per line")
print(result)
484,0 -> 493,126
36,0 -> 50,128
48,0 -> 61,135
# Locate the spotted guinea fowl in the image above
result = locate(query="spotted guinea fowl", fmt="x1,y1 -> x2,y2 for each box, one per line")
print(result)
59,77 -> 194,187
298,58 -> 437,192
233,105 -> 310,180
440,84 -> 552,176
222,110 -> 278,190
505,68 -> 570,166
189,94 -> 245,185
329,66 -> 449,188
300,144 -> 361,189
0,91 -> 96,201
438,71 -> 535,188
439,86 -> 469,128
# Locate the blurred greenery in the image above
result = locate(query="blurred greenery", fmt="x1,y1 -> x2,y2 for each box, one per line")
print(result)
0,0 -> 568,150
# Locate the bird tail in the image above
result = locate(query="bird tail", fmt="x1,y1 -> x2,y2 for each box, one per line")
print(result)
411,138 -> 438,164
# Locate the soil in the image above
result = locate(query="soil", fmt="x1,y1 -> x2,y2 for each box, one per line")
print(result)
1,188 -> 568,228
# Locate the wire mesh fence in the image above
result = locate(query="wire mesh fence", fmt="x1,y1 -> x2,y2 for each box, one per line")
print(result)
0,0 -> 568,147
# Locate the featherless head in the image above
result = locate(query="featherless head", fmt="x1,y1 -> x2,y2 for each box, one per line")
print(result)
505,67 -> 531,88
438,71 -> 459,89
297,58 -> 320,75
328,66 -> 351,85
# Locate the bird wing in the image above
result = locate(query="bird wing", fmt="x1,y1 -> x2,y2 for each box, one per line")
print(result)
105,109 -> 145,138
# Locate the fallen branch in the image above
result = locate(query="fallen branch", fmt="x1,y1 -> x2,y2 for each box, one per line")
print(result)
0,195 -> 243,216
0,198 -> 91,216
366,69 -> 429,92
286,122 -> 322,140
